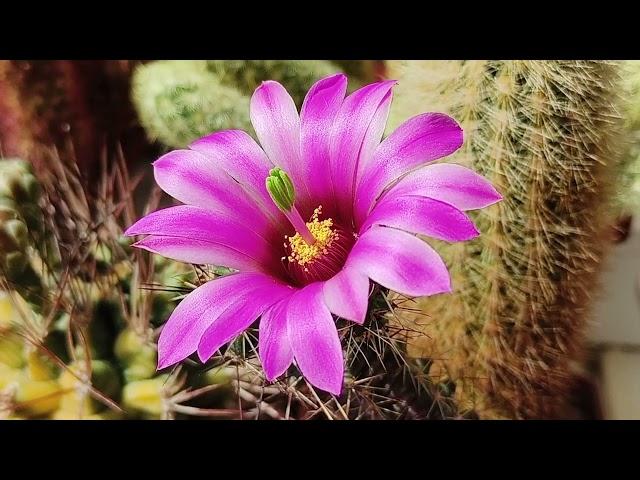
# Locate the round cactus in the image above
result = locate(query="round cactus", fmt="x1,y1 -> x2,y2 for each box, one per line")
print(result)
132,60 -> 359,149
132,60 -> 252,149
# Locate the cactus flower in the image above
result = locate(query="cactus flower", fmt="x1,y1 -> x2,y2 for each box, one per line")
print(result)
125,74 -> 502,395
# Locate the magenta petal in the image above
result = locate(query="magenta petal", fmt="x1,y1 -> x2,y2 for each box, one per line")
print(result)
157,272 -> 277,369
329,80 -> 396,221
300,73 -> 348,215
259,298 -> 294,381
250,81 -> 309,206
355,113 -> 464,225
125,206 -> 280,273
323,268 -> 370,324
347,226 -> 451,297
355,90 -> 393,178
132,236 -> 270,273
197,280 -> 292,362
361,195 -> 479,242
287,282 -> 344,395
189,129 -> 284,225
153,149 -> 275,235
382,163 -> 503,211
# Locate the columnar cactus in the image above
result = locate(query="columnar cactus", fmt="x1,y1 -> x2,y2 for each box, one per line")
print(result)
616,61 -> 640,215
386,60 -> 622,418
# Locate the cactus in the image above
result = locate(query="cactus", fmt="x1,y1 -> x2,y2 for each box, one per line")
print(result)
1,123 -> 454,420
386,61 -> 622,419
132,60 -> 253,149
0,159 -> 46,310
132,60 -> 367,149
616,61 -> 640,216
205,60 -> 344,106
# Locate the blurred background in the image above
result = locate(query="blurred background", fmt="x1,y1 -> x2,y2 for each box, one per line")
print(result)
0,60 -> 638,420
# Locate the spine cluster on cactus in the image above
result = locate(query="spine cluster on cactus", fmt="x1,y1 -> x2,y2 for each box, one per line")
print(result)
131,60 -> 364,149
386,60 -> 622,419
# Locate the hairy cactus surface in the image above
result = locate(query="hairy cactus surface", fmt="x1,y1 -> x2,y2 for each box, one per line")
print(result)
386,60 -> 622,418
616,61 -> 640,215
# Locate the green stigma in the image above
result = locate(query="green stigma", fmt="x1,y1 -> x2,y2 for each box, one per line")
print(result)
266,167 -> 295,212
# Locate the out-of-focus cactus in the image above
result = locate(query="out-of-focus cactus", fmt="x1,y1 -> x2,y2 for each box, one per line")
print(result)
616,61 -> 640,216
56,360 -> 121,417
132,60 -> 369,149
0,159 -> 45,310
132,60 -> 252,149
205,60 -> 343,106
115,328 -> 157,382
386,60 -> 622,419
122,376 -> 166,417
13,374 -> 61,417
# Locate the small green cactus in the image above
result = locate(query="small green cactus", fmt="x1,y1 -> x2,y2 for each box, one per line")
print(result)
132,60 -> 367,149
616,60 -> 640,216
132,60 -> 252,149
205,60 -> 344,106
0,160 -> 45,310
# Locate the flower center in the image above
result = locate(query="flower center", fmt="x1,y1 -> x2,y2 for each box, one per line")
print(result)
284,206 -> 354,285
266,168 -> 354,285
287,207 -> 335,264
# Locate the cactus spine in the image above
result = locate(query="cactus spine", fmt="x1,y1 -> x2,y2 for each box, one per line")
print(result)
387,61 -> 622,418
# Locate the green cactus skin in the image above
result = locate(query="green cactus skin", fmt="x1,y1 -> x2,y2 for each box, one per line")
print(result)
132,60 -> 252,149
387,61 -> 622,419
205,60 -> 344,106
0,159 -> 46,310
616,61 -> 640,215
132,60 -> 365,149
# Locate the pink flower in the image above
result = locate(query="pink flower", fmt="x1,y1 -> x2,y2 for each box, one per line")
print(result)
125,74 -> 502,395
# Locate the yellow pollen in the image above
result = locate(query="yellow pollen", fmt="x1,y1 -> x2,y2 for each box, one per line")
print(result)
286,206 -> 337,266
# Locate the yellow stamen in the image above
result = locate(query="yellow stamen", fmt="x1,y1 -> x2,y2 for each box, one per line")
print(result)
287,207 -> 338,266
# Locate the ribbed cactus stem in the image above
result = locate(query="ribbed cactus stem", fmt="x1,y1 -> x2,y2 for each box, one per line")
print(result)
616,61 -> 640,215
387,60 -> 622,419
